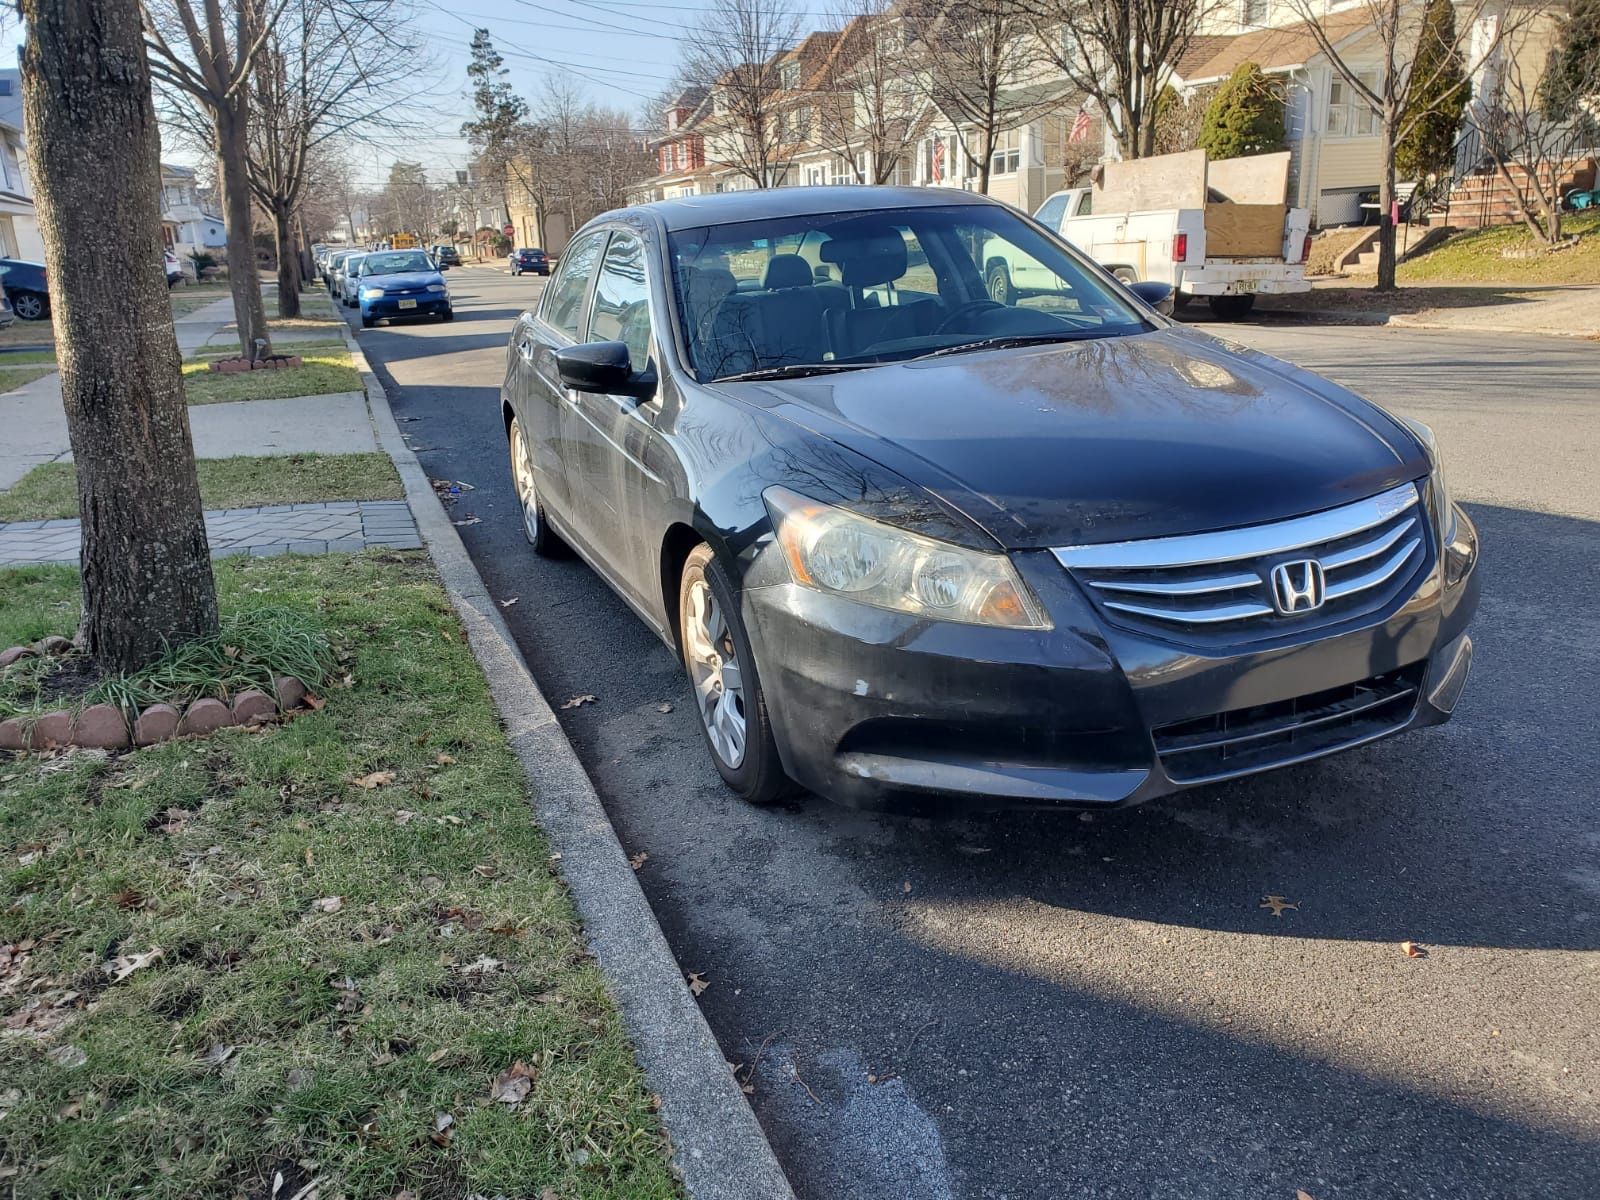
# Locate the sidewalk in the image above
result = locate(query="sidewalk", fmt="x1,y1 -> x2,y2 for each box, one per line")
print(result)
1251,281 -> 1600,338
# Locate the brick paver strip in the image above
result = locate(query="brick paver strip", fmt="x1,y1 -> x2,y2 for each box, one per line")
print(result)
0,500 -> 419,566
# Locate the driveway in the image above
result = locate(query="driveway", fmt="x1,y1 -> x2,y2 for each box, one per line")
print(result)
346,270 -> 1600,1199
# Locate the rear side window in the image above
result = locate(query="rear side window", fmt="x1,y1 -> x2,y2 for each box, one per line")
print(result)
540,233 -> 605,338
1033,193 -> 1069,231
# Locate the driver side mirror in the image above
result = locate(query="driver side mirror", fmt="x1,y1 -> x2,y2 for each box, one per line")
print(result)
555,341 -> 656,400
1128,280 -> 1175,317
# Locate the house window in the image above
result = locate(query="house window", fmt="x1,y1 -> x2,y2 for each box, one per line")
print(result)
1326,72 -> 1380,137
1241,0 -> 1268,27
781,62 -> 798,89
990,128 -> 1021,176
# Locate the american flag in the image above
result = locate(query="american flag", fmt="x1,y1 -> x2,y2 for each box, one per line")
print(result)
931,139 -> 945,183
1069,108 -> 1092,145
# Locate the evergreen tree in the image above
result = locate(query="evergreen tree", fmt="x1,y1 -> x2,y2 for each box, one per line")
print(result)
460,29 -> 530,220
1540,0 -> 1600,121
1396,0 -> 1469,180
1198,63 -> 1285,160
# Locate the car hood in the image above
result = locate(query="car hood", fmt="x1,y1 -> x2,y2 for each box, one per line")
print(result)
365,271 -> 443,290
723,328 -> 1429,549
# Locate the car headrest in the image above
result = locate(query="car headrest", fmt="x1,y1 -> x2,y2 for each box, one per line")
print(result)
818,227 -> 908,288
762,253 -> 814,290
683,265 -> 736,315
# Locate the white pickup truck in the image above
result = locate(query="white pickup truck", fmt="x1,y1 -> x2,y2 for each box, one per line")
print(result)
988,149 -> 1312,320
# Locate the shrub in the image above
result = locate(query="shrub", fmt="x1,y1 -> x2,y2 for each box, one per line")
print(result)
1199,62 -> 1286,160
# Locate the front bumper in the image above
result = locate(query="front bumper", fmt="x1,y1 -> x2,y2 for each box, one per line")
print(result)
362,295 -> 451,318
743,507 -> 1479,812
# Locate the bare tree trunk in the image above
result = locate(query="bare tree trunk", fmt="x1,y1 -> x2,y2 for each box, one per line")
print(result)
217,99 -> 272,358
21,0 -> 218,673
273,203 -> 300,318
1376,113 -> 1399,292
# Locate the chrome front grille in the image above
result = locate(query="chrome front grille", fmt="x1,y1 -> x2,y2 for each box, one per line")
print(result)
1053,483 -> 1430,645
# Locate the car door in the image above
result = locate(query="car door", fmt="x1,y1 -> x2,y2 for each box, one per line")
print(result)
517,229 -> 606,533
560,228 -> 666,611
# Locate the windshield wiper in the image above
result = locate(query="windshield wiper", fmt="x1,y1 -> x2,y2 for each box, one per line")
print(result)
716,362 -> 872,383
911,330 -> 1118,361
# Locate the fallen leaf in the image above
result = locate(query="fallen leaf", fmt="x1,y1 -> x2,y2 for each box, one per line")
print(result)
429,1110 -> 455,1147
434,752 -> 456,765
57,1098 -> 82,1119
1297,1192 -> 1317,1200
902,880 -> 912,894
426,1047 -> 451,1064
1401,940 -> 1428,958
1259,895 -> 1299,918
471,863 -> 496,878
353,770 -> 395,789
393,810 -> 415,825
489,1060 -> 536,1105
47,1044 -> 86,1068
104,946 -> 163,982
453,516 -> 482,527
303,693 -> 326,711
628,852 -> 648,871
462,955 -> 502,975
499,597 -> 518,609
312,896 -> 343,914
655,702 -> 673,713
560,694 -> 598,709
199,1043 -> 236,1067
686,971 -> 709,997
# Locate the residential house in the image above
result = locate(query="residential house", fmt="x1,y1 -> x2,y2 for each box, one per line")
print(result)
0,70 -> 45,261
1171,0 -> 1569,226
159,163 -> 226,274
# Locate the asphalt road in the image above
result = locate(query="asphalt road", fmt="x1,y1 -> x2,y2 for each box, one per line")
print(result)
344,267 -> 1599,1200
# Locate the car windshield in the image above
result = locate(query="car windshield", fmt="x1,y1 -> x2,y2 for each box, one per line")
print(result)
667,204 -> 1148,383
361,251 -> 433,275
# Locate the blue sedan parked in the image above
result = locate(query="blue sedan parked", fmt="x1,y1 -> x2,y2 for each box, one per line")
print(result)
354,250 -> 453,328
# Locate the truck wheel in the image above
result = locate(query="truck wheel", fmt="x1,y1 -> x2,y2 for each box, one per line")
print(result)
986,264 -> 1013,305
1207,295 -> 1256,321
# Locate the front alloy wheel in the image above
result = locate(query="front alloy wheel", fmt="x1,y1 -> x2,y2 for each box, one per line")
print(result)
508,416 -> 564,556
678,544 -> 791,804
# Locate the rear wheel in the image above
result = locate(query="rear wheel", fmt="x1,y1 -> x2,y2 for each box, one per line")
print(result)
678,544 -> 791,805
508,416 -> 566,557
1207,294 -> 1256,321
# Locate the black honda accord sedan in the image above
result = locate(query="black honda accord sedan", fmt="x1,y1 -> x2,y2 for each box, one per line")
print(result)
500,188 -> 1479,809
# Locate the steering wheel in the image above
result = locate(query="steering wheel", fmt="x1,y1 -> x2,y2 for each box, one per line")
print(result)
936,299 -> 1007,335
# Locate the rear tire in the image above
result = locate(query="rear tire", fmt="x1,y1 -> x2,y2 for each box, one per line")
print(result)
678,543 -> 792,805
1206,294 -> 1256,321
508,416 -> 567,557
11,291 -> 45,321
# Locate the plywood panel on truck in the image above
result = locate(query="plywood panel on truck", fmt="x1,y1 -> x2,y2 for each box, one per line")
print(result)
1206,152 -> 1291,204
1205,204 -> 1286,257
1096,150 -> 1207,212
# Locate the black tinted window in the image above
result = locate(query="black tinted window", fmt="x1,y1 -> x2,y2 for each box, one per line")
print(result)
541,233 -> 605,338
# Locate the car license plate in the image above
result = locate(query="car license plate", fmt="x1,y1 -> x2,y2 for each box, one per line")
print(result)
398,299 -> 417,309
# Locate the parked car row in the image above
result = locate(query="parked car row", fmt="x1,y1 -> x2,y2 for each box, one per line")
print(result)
498,186 -> 1480,812
313,244 -> 453,328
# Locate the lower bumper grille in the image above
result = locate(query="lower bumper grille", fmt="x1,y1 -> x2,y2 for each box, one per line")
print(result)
1153,663 -> 1425,784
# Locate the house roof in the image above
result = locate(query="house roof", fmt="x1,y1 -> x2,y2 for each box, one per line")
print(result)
1172,35 -> 1239,80
1180,9 -> 1372,83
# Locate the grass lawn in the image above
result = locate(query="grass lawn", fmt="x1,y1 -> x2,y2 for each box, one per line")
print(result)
182,350 -> 361,406
0,321 -> 53,349
170,283 -> 235,318
0,454 -> 403,523
0,553 -> 679,1199
0,363 -> 56,393
1399,210 -> 1600,284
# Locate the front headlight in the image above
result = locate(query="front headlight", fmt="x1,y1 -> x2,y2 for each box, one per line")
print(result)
764,487 -> 1050,629
426,283 -> 447,293
362,287 -> 385,298
1401,417 -> 1457,541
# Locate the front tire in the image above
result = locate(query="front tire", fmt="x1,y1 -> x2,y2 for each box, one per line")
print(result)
1207,294 -> 1256,321
986,264 -> 1013,305
11,291 -> 45,321
508,416 -> 566,557
678,544 -> 791,805
360,312 -> 374,328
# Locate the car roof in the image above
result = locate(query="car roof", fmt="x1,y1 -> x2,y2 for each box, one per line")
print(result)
625,186 -> 1000,232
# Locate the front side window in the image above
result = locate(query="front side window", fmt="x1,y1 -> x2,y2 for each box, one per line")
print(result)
540,231 -> 606,338
588,233 -> 653,373
668,205 -> 1147,382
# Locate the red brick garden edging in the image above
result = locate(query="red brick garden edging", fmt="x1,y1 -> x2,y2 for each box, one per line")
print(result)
206,355 -> 303,373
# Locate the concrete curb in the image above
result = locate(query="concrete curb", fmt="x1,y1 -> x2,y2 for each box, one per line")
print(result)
334,318 -> 796,1200
1241,307 -> 1600,339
